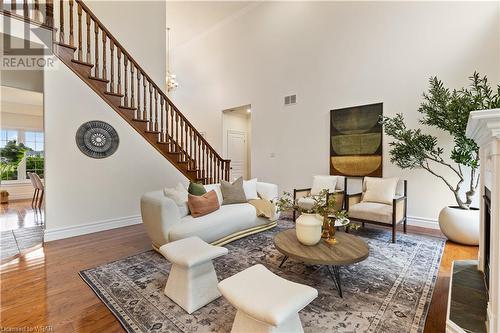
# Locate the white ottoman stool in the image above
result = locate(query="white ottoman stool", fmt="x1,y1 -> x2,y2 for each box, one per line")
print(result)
218,264 -> 318,333
159,236 -> 228,314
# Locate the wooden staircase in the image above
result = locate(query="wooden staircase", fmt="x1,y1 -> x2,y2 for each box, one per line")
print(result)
2,0 -> 230,184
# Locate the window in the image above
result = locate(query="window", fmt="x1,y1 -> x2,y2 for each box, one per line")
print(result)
0,130 -> 19,147
0,130 -> 20,180
25,131 -> 44,152
0,129 -> 44,182
25,131 -> 44,178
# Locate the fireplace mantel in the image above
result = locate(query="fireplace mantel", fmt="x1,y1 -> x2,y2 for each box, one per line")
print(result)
466,109 -> 500,146
464,108 -> 500,333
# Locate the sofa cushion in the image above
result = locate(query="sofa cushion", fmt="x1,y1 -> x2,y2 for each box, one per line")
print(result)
348,202 -> 393,224
188,182 -> 207,196
257,182 -> 278,201
311,176 -> 337,195
187,190 -> 220,218
204,184 -> 223,205
362,177 -> 398,205
169,203 -> 269,244
243,178 -> 258,200
221,177 -> 247,205
163,183 -> 189,217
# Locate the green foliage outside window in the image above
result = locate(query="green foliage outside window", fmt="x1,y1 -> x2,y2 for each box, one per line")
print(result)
0,140 -> 29,181
26,155 -> 44,179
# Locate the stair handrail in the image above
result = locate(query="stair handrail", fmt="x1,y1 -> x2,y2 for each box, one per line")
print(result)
75,0 -> 229,165
2,0 -> 231,182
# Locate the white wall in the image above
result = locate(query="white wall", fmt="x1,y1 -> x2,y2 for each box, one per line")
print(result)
1,70 -> 44,93
170,1 -> 500,227
85,1 -> 167,86
44,0 -> 184,240
1,107 -> 43,130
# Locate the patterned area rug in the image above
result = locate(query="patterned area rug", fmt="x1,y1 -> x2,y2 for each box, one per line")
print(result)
80,221 -> 444,333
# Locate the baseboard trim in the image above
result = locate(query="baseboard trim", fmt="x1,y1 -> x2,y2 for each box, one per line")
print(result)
44,215 -> 142,242
43,214 -> 439,242
407,216 -> 439,230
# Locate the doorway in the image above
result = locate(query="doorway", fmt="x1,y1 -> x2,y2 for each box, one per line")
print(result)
0,41 -> 45,263
222,105 -> 251,181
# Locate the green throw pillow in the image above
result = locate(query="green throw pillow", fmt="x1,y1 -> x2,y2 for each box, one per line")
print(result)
188,182 -> 207,196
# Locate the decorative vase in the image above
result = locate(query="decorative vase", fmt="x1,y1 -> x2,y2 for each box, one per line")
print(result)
325,218 -> 338,245
296,213 -> 323,246
438,206 -> 480,245
321,213 -> 330,239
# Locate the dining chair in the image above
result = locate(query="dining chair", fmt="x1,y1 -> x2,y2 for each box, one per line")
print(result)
27,172 -> 39,208
29,173 -> 44,209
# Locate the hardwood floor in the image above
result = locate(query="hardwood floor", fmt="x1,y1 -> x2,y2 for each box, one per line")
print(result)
0,199 -> 44,231
0,224 -> 150,332
1,200 -> 45,263
0,223 -> 478,332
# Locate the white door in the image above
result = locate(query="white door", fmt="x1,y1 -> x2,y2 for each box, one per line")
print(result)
227,130 -> 247,181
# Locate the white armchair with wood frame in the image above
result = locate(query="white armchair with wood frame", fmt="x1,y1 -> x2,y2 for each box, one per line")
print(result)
293,175 -> 346,221
346,177 -> 407,243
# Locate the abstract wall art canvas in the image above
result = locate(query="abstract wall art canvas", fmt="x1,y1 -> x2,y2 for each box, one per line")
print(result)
330,103 -> 383,177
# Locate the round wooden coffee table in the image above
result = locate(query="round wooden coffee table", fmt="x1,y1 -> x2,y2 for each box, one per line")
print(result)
273,229 -> 369,298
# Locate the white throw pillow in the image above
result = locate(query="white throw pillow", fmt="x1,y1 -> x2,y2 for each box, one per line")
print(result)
257,183 -> 277,201
163,183 -> 189,217
243,178 -> 258,200
362,177 -> 399,205
204,183 -> 224,205
311,175 -> 338,195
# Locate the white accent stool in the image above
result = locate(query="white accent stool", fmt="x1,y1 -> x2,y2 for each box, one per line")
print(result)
159,236 -> 228,314
218,264 -> 318,333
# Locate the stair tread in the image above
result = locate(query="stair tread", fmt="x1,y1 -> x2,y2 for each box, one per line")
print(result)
55,42 -> 77,51
104,91 -> 124,97
145,130 -> 160,134
132,119 -> 148,123
71,59 -> 94,67
119,105 -> 137,111
89,76 -> 110,83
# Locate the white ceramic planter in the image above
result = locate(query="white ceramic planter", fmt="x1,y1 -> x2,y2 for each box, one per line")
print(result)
438,206 -> 480,245
296,213 -> 323,246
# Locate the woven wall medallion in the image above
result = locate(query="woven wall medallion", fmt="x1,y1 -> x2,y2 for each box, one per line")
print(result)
76,121 -> 119,158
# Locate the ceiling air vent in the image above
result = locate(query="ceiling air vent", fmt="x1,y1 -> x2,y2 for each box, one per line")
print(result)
284,94 -> 297,106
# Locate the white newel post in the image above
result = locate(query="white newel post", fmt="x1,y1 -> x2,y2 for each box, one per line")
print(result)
466,109 -> 500,333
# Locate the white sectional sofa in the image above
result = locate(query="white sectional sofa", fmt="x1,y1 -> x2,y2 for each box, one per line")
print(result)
141,181 -> 279,250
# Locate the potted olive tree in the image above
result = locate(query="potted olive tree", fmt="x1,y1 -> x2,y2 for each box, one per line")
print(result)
381,72 -> 500,245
